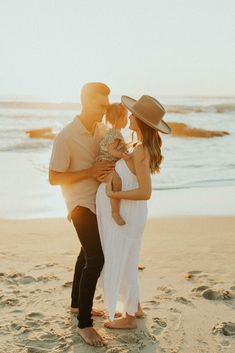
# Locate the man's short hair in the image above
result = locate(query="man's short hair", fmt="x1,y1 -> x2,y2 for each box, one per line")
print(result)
81,82 -> 110,106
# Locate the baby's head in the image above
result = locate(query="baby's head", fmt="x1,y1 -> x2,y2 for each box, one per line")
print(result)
106,103 -> 128,129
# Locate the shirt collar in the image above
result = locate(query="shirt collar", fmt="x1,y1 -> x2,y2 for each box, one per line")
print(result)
74,116 -> 90,135
74,115 -> 103,136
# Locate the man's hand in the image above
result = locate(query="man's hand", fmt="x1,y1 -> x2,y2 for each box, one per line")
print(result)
91,160 -> 115,180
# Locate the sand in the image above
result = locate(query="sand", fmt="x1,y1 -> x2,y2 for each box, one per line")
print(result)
0,216 -> 235,353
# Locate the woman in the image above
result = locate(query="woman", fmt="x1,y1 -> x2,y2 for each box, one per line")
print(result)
96,95 -> 171,329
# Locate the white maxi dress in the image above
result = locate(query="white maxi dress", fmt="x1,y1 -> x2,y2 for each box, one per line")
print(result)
96,159 -> 148,320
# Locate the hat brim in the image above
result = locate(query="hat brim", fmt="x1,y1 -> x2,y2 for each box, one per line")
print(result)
121,95 -> 171,134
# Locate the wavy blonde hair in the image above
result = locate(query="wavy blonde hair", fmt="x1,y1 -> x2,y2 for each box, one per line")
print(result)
135,117 -> 163,174
105,103 -> 128,128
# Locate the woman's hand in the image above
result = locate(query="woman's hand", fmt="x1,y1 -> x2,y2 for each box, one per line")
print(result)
122,151 -> 132,161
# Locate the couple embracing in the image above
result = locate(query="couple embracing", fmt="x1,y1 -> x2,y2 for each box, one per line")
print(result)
49,82 -> 171,346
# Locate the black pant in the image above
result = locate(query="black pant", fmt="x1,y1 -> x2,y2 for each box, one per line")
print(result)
71,206 -> 104,328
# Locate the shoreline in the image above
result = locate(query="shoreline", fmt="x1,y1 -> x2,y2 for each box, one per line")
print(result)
1,148 -> 235,220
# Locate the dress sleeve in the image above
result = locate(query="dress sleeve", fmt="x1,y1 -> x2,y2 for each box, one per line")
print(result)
49,133 -> 70,172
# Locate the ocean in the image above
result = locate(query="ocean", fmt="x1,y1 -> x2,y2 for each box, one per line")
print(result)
0,96 -> 235,218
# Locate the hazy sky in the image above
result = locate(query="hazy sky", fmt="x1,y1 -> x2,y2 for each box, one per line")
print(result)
0,0 -> 234,101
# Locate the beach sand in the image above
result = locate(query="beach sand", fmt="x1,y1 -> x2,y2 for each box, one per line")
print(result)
0,216 -> 235,352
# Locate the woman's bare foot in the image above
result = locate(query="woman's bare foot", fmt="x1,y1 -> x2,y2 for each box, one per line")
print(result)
112,212 -> 126,225
71,307 -> 105,317
104,315 -> 137,329
77,327 -> 106,347
104,311 -> 122,319
135,303 -> 145,318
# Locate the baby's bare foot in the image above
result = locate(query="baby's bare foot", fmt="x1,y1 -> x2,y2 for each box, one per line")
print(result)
112,212 -> 126,225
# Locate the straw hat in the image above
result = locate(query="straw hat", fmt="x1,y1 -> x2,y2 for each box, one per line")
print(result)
121,95 -> 171,134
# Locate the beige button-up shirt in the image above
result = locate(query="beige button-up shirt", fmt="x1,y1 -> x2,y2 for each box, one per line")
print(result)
49,116 -> 107,219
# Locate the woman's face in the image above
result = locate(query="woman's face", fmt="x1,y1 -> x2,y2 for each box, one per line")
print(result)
129,114 -> 139,131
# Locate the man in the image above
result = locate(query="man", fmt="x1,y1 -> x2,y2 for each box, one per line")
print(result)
49,82 -> 114,347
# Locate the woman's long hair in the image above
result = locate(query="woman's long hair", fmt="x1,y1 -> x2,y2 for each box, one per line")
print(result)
135,117 -> 163,174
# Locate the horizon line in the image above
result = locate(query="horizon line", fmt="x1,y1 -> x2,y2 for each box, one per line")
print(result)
0,94 -> 235,105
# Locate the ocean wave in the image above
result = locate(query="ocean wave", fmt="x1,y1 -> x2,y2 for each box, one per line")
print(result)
166,103 -> 235,114
1,99 -> 235,117
211,103 -> 235,113
152,177 -> 235,190
0,140 -> 52,152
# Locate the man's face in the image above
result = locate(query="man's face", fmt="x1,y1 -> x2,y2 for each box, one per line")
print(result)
91,93 -> 110,122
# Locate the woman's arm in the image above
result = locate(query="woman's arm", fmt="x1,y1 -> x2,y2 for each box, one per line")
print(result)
106,145 -> 152,200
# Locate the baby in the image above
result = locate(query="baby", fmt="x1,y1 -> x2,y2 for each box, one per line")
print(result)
97,103 -> 130,225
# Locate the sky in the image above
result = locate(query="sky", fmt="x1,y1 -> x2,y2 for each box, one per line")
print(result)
0,0 -> 234,101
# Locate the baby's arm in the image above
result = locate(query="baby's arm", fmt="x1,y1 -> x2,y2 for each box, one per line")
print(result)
106,145 -> 152,200
108,139 -> 129,160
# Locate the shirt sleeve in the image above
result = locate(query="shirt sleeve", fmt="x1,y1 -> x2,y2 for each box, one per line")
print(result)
49,133 -> 70,172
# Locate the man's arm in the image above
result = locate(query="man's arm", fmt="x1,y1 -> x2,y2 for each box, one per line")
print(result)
49,160 -> 115,186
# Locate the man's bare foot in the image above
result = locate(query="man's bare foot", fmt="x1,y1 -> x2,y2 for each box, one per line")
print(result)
112,212 -> 126,225
77,327 -> 106,347
104,316 -> 137,329
71,307 -> 105,317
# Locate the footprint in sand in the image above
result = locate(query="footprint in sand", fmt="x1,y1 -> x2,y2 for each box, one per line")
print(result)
175,296 -> 193,305
170,307 -> 181,314
106,348 -> 131,353
184,270 -> 207,280
62,281 -> 72,288
192,285 -> 210,293
157,286 -> 176,295
27,312 -> 44,319
18,276 -> 37,285
142,299 -> 160,311
154,286 -> 176,301
212,322 -> 235,336
34,262 -> 58,270
152,311 -> 185,352
187,270 -> 203,275
201,288 -> 233,300
37,274 -> 60,282
6,272 -> 25,278
185,270 -> 217,287
118,330 -> 157,351
4,272 -> 59,285
153,317 -> 167,327
1,297 -> 19,306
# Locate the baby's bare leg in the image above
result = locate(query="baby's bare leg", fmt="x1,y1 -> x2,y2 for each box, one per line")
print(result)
111,171 -> 126,226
